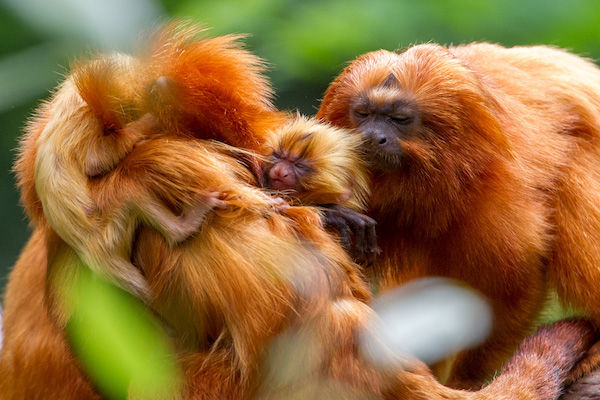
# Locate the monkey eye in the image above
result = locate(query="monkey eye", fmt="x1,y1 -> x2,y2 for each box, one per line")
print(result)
354,110 -> 369,118
295,162 -> 310,172
390,115 -> 413,125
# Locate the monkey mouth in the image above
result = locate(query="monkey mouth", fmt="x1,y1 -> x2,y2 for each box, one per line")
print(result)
268,178 -> 295,191
369,150 -> 403,170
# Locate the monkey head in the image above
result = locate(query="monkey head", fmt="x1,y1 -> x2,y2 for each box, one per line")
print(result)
318,46 -> 509,173
264,116 -> 369,210
348,75 -> 421,170
317,45 -> 512,229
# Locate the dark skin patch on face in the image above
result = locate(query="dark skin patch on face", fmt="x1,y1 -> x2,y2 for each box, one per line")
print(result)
349,89 -> 421,170
382,73 -> 396,88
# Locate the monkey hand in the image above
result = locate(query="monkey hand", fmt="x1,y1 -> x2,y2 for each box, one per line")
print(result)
166,191 -> 227,243
269,197 -> 290,213
321,204 -> 379,264
198,191 -> 228,211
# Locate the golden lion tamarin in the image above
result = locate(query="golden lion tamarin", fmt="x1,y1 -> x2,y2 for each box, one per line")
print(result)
5,134 -> 599,400
33,55 -> 225,302
142,29 -> 377,261
261,116 -> 378,259
2,26 -> 598,400
317,42 -> 600,388
262,116 -> 369,209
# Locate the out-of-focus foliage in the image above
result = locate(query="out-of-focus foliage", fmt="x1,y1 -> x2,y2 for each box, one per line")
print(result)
64,262 -> 181,399
1,0 -> 599,287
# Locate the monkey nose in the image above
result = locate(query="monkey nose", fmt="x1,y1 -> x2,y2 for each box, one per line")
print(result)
268,162 -> 297,190
371,132 -> 388,147
270,166 -> 289,179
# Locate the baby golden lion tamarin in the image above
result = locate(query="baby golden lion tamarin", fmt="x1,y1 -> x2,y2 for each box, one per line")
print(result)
140,31 -> 378,261
34,54 -> 224,301
263,116 -> 368,209
262,116 -> 378,260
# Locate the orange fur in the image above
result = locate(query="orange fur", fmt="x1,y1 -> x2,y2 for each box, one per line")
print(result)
1,27 -> 597,400
142,23 -> 288,151
263,115 -> 370,210
5,138 -> 598,399
318,42 -> 600,388
32,53 -> 223,302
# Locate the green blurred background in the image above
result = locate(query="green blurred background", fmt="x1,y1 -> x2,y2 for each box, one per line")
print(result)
1,0 -> 600,287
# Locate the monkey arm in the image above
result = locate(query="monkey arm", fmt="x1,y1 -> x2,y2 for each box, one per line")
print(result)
321,204 -> 379,264
138,192 -> 227,244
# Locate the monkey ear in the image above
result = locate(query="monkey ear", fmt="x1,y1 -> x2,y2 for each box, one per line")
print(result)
382,73 -> 397,88
72,58 -> 128,133
144,75 -> 181,128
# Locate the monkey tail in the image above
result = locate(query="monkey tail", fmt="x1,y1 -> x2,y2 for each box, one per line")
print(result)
477,318 -> 599,400
394,319 -> 598,400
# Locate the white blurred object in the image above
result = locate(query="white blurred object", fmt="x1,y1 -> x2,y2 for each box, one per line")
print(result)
360,277 -> 492,368
2,0 -> 163,50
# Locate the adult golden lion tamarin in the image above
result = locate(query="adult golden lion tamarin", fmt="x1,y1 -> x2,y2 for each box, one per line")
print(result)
33,55 -> 225,302
5,136 -> 599,400
1,26 -> 598,400
317,42 -> 600,388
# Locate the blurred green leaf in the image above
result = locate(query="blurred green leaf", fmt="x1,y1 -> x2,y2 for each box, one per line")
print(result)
65,266 -> 180,400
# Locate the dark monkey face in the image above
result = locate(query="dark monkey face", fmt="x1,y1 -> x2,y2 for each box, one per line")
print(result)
349,74 -> 420,170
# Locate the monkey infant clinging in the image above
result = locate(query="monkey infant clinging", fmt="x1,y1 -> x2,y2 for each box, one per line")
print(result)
33,55 -> 223,302
262,116 -> 377,259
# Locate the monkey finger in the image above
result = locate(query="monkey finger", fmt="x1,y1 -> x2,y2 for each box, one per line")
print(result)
353,212 -> 378,262
348,215 -> 367,261
211,198 -> 228,210
197,191 -> 227,210
326,208 -> 366,259
365,220 -> 379,264
337,224 -> 353,252
270,197 -> 290,212
357,213 -> 377,227
322,211 -> 352,249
